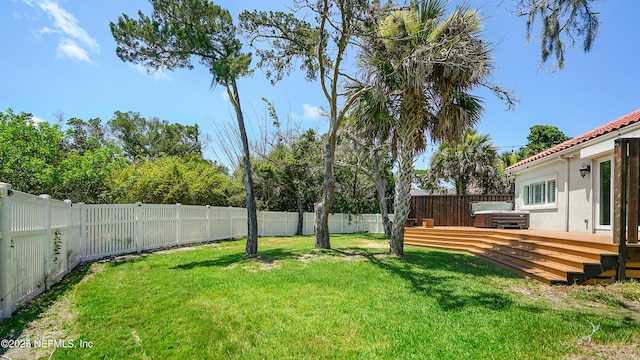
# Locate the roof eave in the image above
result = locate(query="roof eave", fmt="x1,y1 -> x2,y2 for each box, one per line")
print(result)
505,146 -> 580,175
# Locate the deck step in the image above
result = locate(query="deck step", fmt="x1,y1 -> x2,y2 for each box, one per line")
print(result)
491,242 -> 603,267
485,247 -> 583,278
477,253 -> 568,285
404,227 -> 619,285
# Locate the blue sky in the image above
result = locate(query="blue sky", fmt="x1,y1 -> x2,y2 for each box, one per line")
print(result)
2,0 -> 639,169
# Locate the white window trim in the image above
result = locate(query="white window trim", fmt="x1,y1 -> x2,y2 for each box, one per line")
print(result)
521,176 -> 558,210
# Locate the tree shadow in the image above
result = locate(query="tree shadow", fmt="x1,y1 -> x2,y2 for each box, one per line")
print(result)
342,247 -> 528,312
169,248 -> 302,270
170,241 -> 533,313
0,262 -> 92,351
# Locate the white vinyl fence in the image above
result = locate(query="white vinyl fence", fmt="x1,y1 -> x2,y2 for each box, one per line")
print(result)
0,182 -> 386,318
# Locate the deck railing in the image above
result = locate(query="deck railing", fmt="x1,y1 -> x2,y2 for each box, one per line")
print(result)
0,182 -> 385,318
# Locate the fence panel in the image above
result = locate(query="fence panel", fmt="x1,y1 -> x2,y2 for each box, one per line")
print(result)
139,205 -> 178,251
66,203 -> 83,270
327,214 -> 343,234
260,211 -> 287,236
180,205 -> 209,245
303,213 -> 314,235
84,205 -> 138,260
341,214 -> 359,233
10,192 -> 48,312
49,201 -> 71,283
357,214 -> 384,234
231,207 -> 248,239
1,189 -> 81,316
410,194 -> 515,226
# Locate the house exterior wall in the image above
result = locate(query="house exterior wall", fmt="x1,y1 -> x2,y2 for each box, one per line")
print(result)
508,110 -> 640,236
512,149 -> 598,233
513,157 -> 569,231
567,157 -> 593,233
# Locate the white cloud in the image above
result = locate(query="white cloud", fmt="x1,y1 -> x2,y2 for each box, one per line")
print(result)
57,38 -> 90,62
292,104 -> 325,120
22,0 -> 99,63
130,63 -> 172,81
221,90 -> 230,103
38,0 -> 98,51
31,115 -> 47,123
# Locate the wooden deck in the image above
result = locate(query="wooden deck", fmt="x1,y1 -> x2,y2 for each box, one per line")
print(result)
404,226 -> 640,285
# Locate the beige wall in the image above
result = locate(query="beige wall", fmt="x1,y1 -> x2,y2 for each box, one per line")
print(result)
513,150 -> 599,233
567,157 -> 593,233
513,157 -> 568,231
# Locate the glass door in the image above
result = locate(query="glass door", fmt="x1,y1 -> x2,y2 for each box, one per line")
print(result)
597,159 -> 612,228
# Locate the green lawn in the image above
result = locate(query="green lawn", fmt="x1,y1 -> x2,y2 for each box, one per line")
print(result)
2,234 -> 640,359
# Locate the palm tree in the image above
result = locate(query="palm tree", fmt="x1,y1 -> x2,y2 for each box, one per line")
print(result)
499,151 -> 522,169
427,129 -> 498,195
354,0 -> 491,256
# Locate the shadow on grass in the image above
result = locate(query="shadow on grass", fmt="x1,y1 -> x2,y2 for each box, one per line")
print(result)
170,248 -> 302,270
371,250 -> 518,311
171,240 -> 525,312
0,262 -> 92,346
333,246 -> 524,312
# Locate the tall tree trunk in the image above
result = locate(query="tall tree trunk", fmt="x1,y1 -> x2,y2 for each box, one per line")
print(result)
390,121 -> 416,256
228,80 -> 258,256
296,191 -> 304,236
314,126 -> 337,249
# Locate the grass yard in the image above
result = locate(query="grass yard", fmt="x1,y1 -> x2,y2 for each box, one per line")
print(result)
2,234 -> 640,359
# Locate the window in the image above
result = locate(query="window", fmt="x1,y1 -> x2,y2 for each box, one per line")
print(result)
523,179 -> 556,206
547,179 -> 556,203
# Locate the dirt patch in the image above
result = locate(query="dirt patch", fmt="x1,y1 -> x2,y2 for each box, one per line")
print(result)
357,240 -> 389,250
568,343 -> 640,360
507,282 -> 640,319
1,262 -> 127,359
2,266 -> 103,360
96,253 -> 149,264
505,282 -> 640,359
295,253 -> 324,263
154,246 -> 197,255
245,256 -> 282,271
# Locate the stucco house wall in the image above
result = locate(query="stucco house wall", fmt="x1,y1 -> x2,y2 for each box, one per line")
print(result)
512,158 -> 568,231
507,109 -> 640,235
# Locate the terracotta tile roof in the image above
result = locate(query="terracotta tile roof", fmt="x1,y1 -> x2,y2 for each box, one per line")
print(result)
506,109 -> 640,171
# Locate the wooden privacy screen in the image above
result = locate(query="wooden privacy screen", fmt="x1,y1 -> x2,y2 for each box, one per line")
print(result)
613,138 -> 640,281
409,194 -> 515,227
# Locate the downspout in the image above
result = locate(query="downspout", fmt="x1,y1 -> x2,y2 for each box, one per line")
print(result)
559,155 -> 575,232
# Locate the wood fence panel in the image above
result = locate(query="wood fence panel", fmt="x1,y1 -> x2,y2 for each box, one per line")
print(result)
410,194 -> 515,227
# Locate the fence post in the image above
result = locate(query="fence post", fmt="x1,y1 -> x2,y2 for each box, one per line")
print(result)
229,206 -> 233,239
283,211 -> 287,236
259,211 -> 264,237
39,194 -> 52,290
78,203 -> 86,262
64,200 -> 72,272
135,202 -> 143,253
0,183 -> 13,318
206,205 -> 211,241
176,203 -> 182,245
256,210 -> 262,237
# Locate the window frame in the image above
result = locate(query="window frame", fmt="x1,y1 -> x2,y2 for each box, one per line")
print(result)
522,176 -> 558,209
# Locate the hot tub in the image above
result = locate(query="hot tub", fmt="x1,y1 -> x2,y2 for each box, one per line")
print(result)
470,201 -> 530,229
